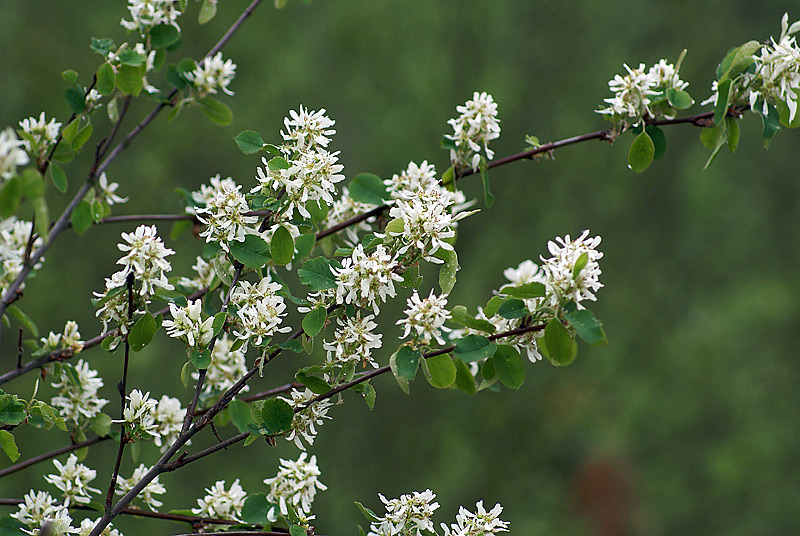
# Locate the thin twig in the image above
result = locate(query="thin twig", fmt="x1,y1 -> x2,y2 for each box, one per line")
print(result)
0,436 -> 109,479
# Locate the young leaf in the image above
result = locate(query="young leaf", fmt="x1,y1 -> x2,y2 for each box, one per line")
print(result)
298,257 -> 337,291
50,164 -> 68,193
453,335 -> 497,363
0,177 -> 22,218
761,104 -> 781,148
7,305 -> 38,337
71,123 -> 94,152
198,97 -> 233,125
572,252 -> 589,279
229,234 -> 271,269
543,318 -> 576,366
271,225 -> 295,265
116,64 -> 144,96
96,62 -> 115,95
726,117 -> 740,153
392,345 -> 421,380
241,494 -> 274,525
497,298 -> 528,319
169,219 -> 192,240
498,282 -> 546,299
628,131 -> 654,173
64,87 -> 85,113
563,308 -> 607,346
302,307 -> 327,337
149,24 -> 181,48
453,358 -> 476,395
348,173 -> 388,205
438,249 -> 459,294
234,130 -> 266,154
295,372 -> 332,394
212,312 -> 227,337
198,0 -> 218,23
128,312 -> 157,352
493,344 -> 525,389
0,430 -> 20,462
261,398 -> 294,434
424,353 -> 457,389
449,305 -> 496,334
354,501 -> 380,522
666,87 -> 693,110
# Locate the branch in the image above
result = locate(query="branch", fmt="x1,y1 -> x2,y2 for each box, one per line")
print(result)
0,435 -> 109,479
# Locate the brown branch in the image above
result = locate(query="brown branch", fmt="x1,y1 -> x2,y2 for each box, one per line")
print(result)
0,435 -> 109,479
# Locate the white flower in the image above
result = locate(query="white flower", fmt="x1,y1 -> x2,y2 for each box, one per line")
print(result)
0,217 -> 43,295
647,59 -> 689,91
194,334 -> 250,395
323,312 -> 382,369
97,173 -> 128,206
178,256 -> 216,290
281,106 -> 336,151
40,321 -> 83,355
116,389 -> 157,439
12,490 -> 77,536
197,178 -> 258,250
368,489 -> 440,536
132,42 -> 159,93
332,245 -> 403,314
540,229 -> 603,308
187,174 -> 240,214
152,395 -> 186,451
264,453 -> 327,518
78,518 -> 123,536
0,127 -> 29,181
191,479 -> 248,521
116,464 -> 166,510
18,112 -> 61,155
163,299 -> 214,348
385,161 -> 439,199
50,359 -> 108,423
121,0 -> 182,32
597,63 -> 658,122
185,52 -> 237,96
324,188 -> 375,244
116,225 -> 175,296
281,388 -> 333,450
446,92 -> 501,171
441,501 -> 509,536
231,277 -> 291,347
502,259 -> 544,286
43,454 -> 100,506
397,290 -> 451,347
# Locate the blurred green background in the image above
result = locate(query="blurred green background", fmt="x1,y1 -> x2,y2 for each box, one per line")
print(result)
2,1 -> 800,535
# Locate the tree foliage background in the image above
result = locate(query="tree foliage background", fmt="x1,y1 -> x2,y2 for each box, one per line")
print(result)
1,1 -> 799,535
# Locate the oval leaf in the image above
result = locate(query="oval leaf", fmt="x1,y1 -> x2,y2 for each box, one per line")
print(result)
497,298 -> 528,319
234,130 -> 266,154
348,173 -> 388,205
261,398 -> 293,434
298,257 -> 336,291
271,225 -> 295,266
96,62 -> 116,95
424,353 -> 457,389
392,345 -> 421,380
493,344 -> 525,389
128,312 -> 157,352
229,234 -> 271,269
302,306 -> 327,337
198,97 -> 233,125
543,318 -> 576,366
453,335 -> 497,363
50,164 -> 68,193
563,308 -> 607,346
628,131 -> 654,173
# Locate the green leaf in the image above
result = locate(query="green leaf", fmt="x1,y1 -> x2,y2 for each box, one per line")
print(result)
438,248 -> 459,294
713,79 -> 732,126
261,398 -> 294,434
543,318 -> 576,366
71,201 -> 93,236
198,0 -> 218,23
362,382 -> 376,409
564,308 -> 607,346
271,225 -> 295,265
107,95 -> 120,123
572,252 -> 589,280
64,87 -> 86,113
116,64 -> 144,96
453,358 -> 476,395
761,104 -> 781,148
298,257 -> 337,291
666,87 -> 693,109
479,157 -> 495,208
354,501 -> 380,522
0,177 -> 22,218
497,298 -> 528,319
424,353 -> 457,388
449,305 -> 496,334
128,312 -> 157,352
0,431 -> 19,462
278,338 -> 304,353
493,344 -> 525,389
241,493 -> 274,525
96,62 -> 115,95
229,234 -> 271,269
290,525 -> 306,536
719,40 -> 761,80
234,130 -> 265,154
267,156 -> 290,171
302,307 -> 327,337
50,164 -> 68,193
628,131 -> 654,173
89,413 -> 112,437
210,312 -> 226,338
392,345 -> 421,380
190,347 -> 212,369
645,124 -> 667,160
19,168 -> 44,199
61,118 -> 79,144
295,372 -> 332,394
169,219 -> 192,240
453,335 -> 497,363
0,393 -> 26,426
726,117 -> 740,153
61,69 -> 79,85
149,24 -> 181,48
294,232 -> 316,259
0,516 -> 26,536
499,282 -> 546,299
198,97 -> 233,125
228,400 -> 254,433
180,361 -> 191,388
348,173 -> 388,205
71,123 -> 93,151
33,198 -> 50,240
7,305 -> 38,337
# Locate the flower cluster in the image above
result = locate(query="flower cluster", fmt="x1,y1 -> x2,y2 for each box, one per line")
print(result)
177,256 -> 216,291
39,321 -> 83,355
197,178 -> 258,250
446,92 -> 501,171
397,291 -> 451,347
152,394 -> 185,451
187,174 -> 240,214
43,454 -> 99,507
116,389 -> 158,439
368,489 -> 440,536
121,0 -> 182,33
0,216 -> 44,296
264,453 -> 327,519
50,359 -> 108,424
116,464 -> 166,511
324,187 -> 376,244
191,479 -> 248,521
231,277 -> 291,348
281,105 -> 336,151
597,59 -> 690,123
11,490 -> 75,536
0,128 -> 29,181
163,299 -> 214,348
540,229 -> 603,308
18,112 -> 61,160
78,518 -> 123,536
333,245 -> 403,314
193,334 -> 250,395
185,52 -> 237,97
323,312 -> 383,370
440,501 -> 509,536
281,388 -> 333,450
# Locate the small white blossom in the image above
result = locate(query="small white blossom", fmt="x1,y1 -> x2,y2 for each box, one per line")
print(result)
332,245 -> 403,314
187,174 -> 240,214
152,395 -> 185,451
12,490 -> 77,536
368,489 -> 440,536
385,161 -> 439,199
281,106 -> 336,151
97,173 -> 128,206
193,334 -> 250,395
281,388 -> 333,450
0,217 -> 44,296
116,225 -> 175,296
0,127 -> 29,181
40,321 -> 84,355
78,518 -> 123,536
43,454 -> 100,507
446,92 -> 501,171
397,290 -> 451,347
163,299 -> 214,348
324,188 -> 375,244
597,63 -> 658,122
541,229 -> 603,308
191,479 -> 248,521
121,0 -> 182,32
116,464 -> 166,510
185,52 -> 237,96
50,359 -> 108,423
231,278 -> 291,347
323,312 -> 382,369
441,501 -> 509,536
18,112 -> 61,156
264,453 -> 327,518
197,178 -> 258,250
178,256 -> 216,290
115,389 -> 157,439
